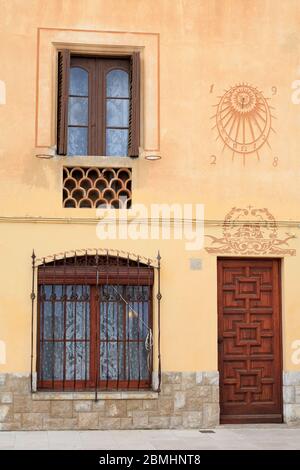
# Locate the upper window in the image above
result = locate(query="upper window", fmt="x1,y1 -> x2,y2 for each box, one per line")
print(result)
57,51 -> 140,158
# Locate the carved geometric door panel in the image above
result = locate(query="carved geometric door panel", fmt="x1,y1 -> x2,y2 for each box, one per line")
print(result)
217,258 -> 282,424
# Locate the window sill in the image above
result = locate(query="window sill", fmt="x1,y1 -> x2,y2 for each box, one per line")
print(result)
32,391 -> 159,401
35,150 -> 137,166
57,155 -> 135,164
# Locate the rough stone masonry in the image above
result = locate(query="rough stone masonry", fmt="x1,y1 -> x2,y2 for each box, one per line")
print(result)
0,371 -> 219,431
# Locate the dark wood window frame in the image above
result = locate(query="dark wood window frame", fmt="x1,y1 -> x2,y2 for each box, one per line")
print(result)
57,50 -> 140,158
37,263 -> 153,391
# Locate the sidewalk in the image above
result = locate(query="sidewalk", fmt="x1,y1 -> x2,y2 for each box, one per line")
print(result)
0,425 -> 300,450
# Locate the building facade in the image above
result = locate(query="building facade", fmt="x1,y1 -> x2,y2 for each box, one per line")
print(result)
1,0 -> 300,430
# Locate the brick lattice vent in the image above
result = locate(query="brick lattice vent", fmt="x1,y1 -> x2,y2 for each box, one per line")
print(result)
63,167 -> 132,208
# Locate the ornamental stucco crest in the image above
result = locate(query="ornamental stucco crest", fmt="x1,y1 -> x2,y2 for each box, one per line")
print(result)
205,206 -> 296,256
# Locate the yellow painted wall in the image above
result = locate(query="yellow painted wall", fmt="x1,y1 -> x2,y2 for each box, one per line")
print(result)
1,0 -> 300,373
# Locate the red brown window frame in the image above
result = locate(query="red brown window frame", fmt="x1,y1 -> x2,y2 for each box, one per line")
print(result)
57,50 -> 140,157
37,264 -> 153,391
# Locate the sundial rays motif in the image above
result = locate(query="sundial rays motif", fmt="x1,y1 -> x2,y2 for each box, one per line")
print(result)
212,83 -> 275,162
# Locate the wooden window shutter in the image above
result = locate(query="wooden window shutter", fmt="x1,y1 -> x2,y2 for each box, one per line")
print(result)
57,50 -> 70,155
128,52 -> 140,158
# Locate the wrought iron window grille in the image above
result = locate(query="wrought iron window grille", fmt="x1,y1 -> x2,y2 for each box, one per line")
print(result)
31,249 -> 161,400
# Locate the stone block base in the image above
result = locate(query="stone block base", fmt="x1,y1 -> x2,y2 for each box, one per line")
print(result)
0,371 -> 219,430
283,371 -> 300,423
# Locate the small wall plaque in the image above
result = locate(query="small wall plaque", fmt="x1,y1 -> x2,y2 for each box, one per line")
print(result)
190,258 -> 202,270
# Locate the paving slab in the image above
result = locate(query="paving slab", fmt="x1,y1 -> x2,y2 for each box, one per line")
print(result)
0,425 -> 299,450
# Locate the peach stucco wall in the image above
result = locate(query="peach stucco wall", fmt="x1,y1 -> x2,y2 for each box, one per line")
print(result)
0,0 -> 300,374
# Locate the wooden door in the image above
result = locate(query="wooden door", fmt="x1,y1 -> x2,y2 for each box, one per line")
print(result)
217,258 -> 282,424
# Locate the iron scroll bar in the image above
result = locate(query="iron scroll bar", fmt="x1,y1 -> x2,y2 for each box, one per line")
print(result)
30,250 -> 36,393
156,251 -> 162,393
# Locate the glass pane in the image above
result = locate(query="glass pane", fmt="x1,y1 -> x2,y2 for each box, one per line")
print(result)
100,301 -> 124,341
127,302 -> 149,340
40,342 -> 89,380
125,342 -> 149,380
106,129 -> 128,156
66,306 -> 90,340
40,342 -> 64,380
68,127 -> 88,155
42,302 -> 64,340
100,342 -> 125,380
42,285 -> 62,301
98,285 -> 150,382
125,286 -> 150,340
106,69 -> 129,98
107,99 -> 129,127
40,285 -> 90,381
68,97 -> 88,125
64,286 -> 90,340
101,285 -> 123,301
65,342 -> 89,380
41,286 -> 63,340
69,67 -> 88,96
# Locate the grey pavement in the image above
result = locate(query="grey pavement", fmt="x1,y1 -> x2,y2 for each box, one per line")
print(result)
0,425 -> 300,450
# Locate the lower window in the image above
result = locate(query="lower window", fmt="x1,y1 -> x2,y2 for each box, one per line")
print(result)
37,257 -> 153,391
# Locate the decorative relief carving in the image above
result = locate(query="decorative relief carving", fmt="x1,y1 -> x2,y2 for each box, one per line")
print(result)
205,206 -> 296,256
63,167 -> 132,208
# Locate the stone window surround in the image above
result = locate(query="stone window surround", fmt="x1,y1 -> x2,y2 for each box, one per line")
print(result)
35,27 -> 160,159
